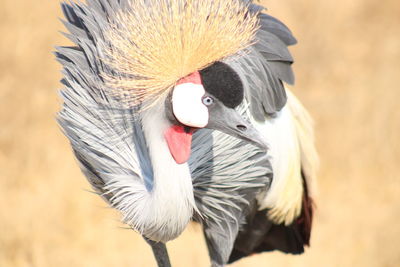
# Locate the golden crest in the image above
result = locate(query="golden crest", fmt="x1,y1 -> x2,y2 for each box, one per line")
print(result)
99,0 -> 259,106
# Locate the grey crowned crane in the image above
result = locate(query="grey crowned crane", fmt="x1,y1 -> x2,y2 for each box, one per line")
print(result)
56,0 -> 318,266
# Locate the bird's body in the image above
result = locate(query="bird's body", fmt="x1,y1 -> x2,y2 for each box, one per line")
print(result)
56,0 -> 318,266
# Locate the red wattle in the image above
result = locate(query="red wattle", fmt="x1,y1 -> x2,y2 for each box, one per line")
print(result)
164,125 -> 193,164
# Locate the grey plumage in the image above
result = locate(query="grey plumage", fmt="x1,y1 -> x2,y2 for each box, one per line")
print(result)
228,4 -> 296,120
56,0 -> 310,266
190,124 -> 271,264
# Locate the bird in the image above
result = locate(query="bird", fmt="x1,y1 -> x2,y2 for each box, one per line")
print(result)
56,0 -> 318,266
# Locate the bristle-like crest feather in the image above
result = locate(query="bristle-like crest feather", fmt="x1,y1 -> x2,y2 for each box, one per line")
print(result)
99,0 -> 259,106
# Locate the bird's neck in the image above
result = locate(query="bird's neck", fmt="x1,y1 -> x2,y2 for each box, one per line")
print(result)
140,102 -> 197,242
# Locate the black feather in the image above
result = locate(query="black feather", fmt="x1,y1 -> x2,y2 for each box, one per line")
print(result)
228,171 -> 314,264
200,62 -> 244,109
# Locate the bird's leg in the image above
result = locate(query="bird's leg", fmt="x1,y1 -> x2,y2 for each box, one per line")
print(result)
144,237 -> 172,267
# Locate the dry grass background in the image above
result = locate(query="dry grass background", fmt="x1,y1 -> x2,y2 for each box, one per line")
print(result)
0,0 -> 399,266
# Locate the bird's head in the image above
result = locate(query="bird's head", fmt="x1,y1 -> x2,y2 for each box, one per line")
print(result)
95,0 -> 263,164
164,62 -> 268,164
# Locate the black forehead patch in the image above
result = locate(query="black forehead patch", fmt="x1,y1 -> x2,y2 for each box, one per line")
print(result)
199,62 -> 244,108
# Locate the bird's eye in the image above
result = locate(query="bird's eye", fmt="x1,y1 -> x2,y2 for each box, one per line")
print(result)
202,96 -> 214,106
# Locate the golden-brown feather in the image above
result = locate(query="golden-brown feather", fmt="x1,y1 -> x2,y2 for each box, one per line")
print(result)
99,0 -> 259,106
265,90 -> 318,226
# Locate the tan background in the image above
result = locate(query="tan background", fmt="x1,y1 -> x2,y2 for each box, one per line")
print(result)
1,0 -> 399,266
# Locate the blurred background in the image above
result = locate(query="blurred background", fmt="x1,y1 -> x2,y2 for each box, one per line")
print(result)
1,0 -> 399,266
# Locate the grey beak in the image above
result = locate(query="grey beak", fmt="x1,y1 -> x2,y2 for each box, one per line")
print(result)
206,102 -> 268,151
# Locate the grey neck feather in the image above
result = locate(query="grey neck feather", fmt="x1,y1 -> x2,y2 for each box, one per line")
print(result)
137,101 -> 197,242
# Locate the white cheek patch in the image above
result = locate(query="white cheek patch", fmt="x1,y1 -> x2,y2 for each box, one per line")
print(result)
172,83 -> 209,128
